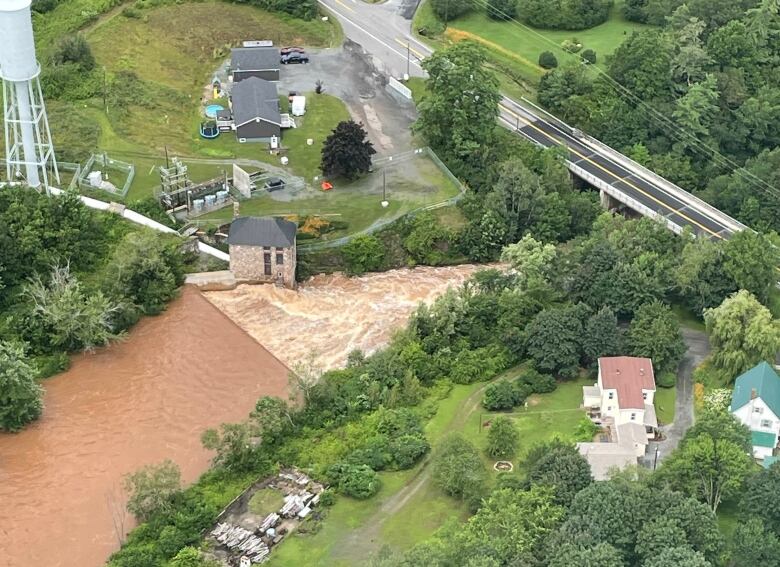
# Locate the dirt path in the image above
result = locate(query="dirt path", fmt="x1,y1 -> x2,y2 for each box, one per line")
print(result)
331,379 -> 497,561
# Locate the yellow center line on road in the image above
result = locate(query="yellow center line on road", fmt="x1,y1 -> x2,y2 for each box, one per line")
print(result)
393,37 -> 426,59
499,103 -> 724,240
334,0 -> 355,12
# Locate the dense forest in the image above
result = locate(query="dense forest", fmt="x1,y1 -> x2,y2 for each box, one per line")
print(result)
537,0 -> 780,231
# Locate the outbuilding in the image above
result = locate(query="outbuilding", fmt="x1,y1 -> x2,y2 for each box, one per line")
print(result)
228,216 -> 297,288
230,46 -> 280,82
230,77 -> 282,143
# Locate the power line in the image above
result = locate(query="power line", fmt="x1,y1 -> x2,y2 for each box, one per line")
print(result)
459,0 -> 780,199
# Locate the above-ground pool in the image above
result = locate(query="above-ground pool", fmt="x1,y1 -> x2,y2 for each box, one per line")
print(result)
205,104 -> 224,118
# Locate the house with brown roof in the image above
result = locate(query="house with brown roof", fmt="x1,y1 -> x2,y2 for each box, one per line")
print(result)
578,357 -> 659,478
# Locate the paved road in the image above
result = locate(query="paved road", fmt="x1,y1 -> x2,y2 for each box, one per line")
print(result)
642,328 -> 710,469
317,0 -> 747,241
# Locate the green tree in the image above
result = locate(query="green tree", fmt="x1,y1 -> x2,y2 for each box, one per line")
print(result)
539,51 -> 559,69
607,30 -> 674,101
416,42 -> 501,180
704,290 -> 780,379
627,301 -> 686,373
548,543 -> 625,567
53,34 -> 95,70
487,0 -> 516,19
169,547 -> 220,567
250,396 -> 294,445
432,434 -> 488,504
429,0 -> 471,21
458,486 -> 564,564
123,459 -> 181,522
201,422 -> 257,473
500,235 -> 556,289
342,234 -> 385,276
486,415 -> 519,459
581,49 -> 597,64
482,379 -> 518,411
24,264 -> 118,352
723,230 -> 779,304
525,306 -> 584,378
327,462 -> 381,498
518,0 -> 612,29
320,120 -> 376,180
656,415 -> 753,512
105,230 -> 184,316
526,442 -> 592,506
731,518 -> 780,566
582,306 -> 623,366
403,212 -> 452,266
674,237 -> 736,315
740,462 -> 780,534
0,341 -> 44,432
635,517 -> 688,559
643,547 -> 710,567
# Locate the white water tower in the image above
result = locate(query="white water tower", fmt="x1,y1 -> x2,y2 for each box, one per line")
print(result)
0,0 -> 59,191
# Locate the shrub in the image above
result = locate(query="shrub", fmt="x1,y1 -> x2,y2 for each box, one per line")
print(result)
327,463 -> 381,499
561,38 -> 582,53
342,234 -> 385,276
487,0 -> 517,20
430,0 -> 471,21
657,371 -> 676,388
483,379 -> 517,411
403,212 -> 452,266
573,416 -> 600,441
519,0 -> 612,30
581,48 -> 597,64
33,351 -> 71,379
0,342 -> 44,432
432,434 -> 487,503
124,460 -> 182,522
389,435 -> 430,469
518,368 -> 557,394
486,416 -> 519,459
539,51 -> 559,69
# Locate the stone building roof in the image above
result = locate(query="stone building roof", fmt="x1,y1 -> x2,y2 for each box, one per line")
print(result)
228,216 -> 297,248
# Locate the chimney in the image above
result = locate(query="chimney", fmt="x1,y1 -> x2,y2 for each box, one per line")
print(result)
233,201 -> 240,219
751,388 -> 758,400
640,368 -> 645,376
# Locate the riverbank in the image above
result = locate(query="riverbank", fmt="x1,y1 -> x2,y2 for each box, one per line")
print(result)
0,287 -> 290,567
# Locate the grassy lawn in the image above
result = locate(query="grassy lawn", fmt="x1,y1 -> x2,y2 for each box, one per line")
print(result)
76,1 -> 344,200
716,499 -> 740,547
655,386 -> 676,425
414,0 -> 652,98
249,488 -> 286,516
198,154 -> 462,239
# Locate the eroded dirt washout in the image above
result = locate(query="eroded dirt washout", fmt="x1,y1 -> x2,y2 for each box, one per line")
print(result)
0,288 -> 291,567
204,265 -> 484,370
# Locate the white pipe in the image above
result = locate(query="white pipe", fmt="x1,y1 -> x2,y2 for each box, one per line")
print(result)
48,187 -> 230,261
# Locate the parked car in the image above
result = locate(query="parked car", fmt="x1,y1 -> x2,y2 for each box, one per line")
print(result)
281,46 -> 305,55
281,53 -> 309,64
264,178 -> 285,191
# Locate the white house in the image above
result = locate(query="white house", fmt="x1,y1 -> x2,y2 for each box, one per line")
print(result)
579,357 -> 659,477
729,361 -> 780,461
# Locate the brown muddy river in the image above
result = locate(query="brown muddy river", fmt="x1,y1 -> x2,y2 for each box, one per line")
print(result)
0,265 -> 479,567
0,288 -> 291,567
204,264 -> 484,370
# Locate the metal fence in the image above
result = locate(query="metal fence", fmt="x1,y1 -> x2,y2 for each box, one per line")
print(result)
77,153 -> 135,198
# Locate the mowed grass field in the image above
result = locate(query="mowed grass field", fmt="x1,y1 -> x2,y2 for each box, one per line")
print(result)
72,1 -> 345,199
415,0 -> 652,98
270,371 -> 588,565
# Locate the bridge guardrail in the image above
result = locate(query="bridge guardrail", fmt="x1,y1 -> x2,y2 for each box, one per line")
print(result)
517,97 -> 748,236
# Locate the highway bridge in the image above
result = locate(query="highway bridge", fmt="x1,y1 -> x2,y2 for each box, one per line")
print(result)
318,0 -> 748,241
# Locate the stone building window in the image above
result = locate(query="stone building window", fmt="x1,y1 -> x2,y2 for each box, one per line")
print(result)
264,252 -> 272,276
276,252 -> 284,265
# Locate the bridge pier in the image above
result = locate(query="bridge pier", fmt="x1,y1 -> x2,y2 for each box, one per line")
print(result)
600,189 -> 621,211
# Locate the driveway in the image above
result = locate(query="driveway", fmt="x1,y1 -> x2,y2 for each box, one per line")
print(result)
642,328 -> 710,468
276,41 -> 417,155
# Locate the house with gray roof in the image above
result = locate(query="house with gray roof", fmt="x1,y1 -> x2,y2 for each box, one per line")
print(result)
230,46 -> 280,82
730,361 -> 780,461
230,77 -> 281,143
228,216 -> 297,288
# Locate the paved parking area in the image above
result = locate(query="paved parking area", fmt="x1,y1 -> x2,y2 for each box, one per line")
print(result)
276,40 -> 417,155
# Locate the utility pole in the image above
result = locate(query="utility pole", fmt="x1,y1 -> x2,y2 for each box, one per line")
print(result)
653,445 -> 660,470
164,145 -> 170,169
103,67 -> 107,114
